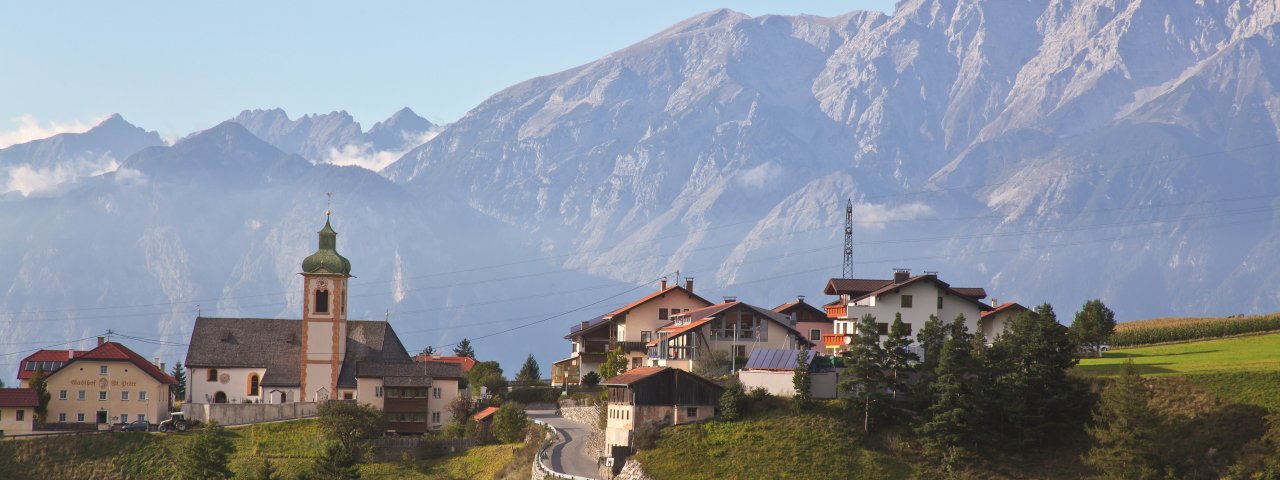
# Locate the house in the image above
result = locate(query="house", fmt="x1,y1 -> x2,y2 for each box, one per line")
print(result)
38,338 -> 177,427
0,388 -> 38,436
602,367 -> 722,450
553,278 -> 713,387
646,301 -> 815,373
182,215 -> 462,433
736,348 -> 838,399
16,349 -> 85,388
980,302 -> 1032,342
824,270 -> 992,355
415,355 -> 477,373
773,295 -> 830,351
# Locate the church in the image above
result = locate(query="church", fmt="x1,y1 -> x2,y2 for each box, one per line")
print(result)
184,214 -> 462,433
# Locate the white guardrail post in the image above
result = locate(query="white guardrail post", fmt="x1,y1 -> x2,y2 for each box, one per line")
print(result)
531,418 -> 597,480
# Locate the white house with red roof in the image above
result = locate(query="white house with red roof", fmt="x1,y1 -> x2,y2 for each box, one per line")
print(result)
553,278 -> 713,387
980,302 -> 1033,342
823,270 -> 992,355
646,301 -> 814,373
0,388 -> 39,436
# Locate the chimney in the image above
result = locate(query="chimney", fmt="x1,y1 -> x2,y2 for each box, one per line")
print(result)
991,298 -> 999,307
685,277 -> 694,292
97,336 -> 105,346
581,320 -> 590,330
723,296 -> 737,303
796,295 -> 805,303
67,350 -> 75,360
153,356 -> 161,367
660,278 -> 668,290
893,269 -> 911,284
160,362 -> 166,373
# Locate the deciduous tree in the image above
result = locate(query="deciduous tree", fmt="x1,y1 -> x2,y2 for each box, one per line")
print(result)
317,401 -> 386,453
467,361 -> 508,396
491,402 -> 530,443
30,364 -> 50,423
599,347 -> 627,380
720,378 -> 746,421
1070,299 -> 1117,358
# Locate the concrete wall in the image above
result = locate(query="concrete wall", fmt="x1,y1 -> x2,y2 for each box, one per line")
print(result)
0,406 -> 34,435
431,378 -> 460,427
184,401 -> 319,426
356,377 -> 384,409
738,370 -> 838,399
45,360 -> 172,425
981,310 -> 1018,342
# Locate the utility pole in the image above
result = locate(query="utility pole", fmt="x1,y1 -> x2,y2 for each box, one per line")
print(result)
843,198 -> 854,278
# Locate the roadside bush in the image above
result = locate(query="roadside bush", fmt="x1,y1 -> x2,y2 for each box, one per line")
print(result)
491,403 -> 530,444
505,386 -> 561,404
1112,315 -> 1280,346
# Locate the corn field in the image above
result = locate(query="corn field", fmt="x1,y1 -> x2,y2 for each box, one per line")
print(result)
1111,314 -> 1280,347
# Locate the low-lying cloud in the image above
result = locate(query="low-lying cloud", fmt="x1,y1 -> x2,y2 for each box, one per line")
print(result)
852,200 -> 933,228
737,162 -> 783,189
322,129 -> 440,172
0,115 -> 101,149
4,155 -> 120,196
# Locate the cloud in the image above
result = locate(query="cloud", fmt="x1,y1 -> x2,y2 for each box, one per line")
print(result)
851,201 -> 933,229
4,155 -> 120,196
0,115 -> 102,149
737,162 -> 783,189
322,130 -> 440,172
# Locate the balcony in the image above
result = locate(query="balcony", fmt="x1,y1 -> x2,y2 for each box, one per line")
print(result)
824,304 -> 847,319
822,334 -> 852,349
610,341 -> 649,353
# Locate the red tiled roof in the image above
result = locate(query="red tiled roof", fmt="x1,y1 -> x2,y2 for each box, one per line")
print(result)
982,302 -> 1029,318
605,286 -> 712,318
0,388 -> 39,407
473,406 -> 500,421
67,342 -> 177,385
414,355 -> 477,373
17,349 -> 85,380
853,275 -> 993,312
601,366 -> 667,386
824,278 -> 894,296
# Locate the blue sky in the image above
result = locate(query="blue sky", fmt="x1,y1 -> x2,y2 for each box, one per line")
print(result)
0,1 -> 894,141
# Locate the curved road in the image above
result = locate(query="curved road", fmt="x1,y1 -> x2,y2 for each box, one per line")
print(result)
528,409 -> 600,479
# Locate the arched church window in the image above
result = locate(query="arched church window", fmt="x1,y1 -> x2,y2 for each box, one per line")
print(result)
248,374 -> 260,396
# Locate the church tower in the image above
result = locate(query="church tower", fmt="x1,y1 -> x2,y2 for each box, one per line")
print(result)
299,213 -> 352,402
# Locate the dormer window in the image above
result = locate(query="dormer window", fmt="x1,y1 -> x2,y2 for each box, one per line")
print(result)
315,289 -> 330,314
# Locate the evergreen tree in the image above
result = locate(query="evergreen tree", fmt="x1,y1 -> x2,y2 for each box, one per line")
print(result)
791,349 -> 811,411
30,364 -> 50,423
418,346 -> 434,356
453,339 -> 475,358
1084,361 -> 1167,479
516,354 -> 541,385
918,315 -> 981,472
582,371 -> 601,387
248,458 -> 278,480
915,314 -> 947,372
0,377 -> 5,388
840,313 -> 887,432
883,313 -> 918,400
177,421 -> 235,480
1070,299 -> 1117,358
720,378 -> 746,421
599,347 -> 627,380
989,304 -> 1087,447
491,402 -> 530,443
170,362 -> 187,400
312,441 -> 361,480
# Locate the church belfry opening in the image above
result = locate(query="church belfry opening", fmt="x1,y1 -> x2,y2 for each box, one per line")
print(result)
298,210 -> 352,402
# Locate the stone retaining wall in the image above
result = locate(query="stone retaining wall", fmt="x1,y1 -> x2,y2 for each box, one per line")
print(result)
615,458 -> 652,480
560,405 -> 604,458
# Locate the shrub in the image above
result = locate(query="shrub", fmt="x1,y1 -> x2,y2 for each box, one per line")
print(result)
491,403 -> 530,444
505,386 -> 561,404
582,371 -> 601,387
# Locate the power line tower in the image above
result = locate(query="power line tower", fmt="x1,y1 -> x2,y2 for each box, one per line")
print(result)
843,198 -> 853,278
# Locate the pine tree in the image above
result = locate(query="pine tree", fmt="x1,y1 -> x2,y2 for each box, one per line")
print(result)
418,345 -> 435,356
915,314 -> 947,372
883,313 -> 918,400
1084,361 -> 1167,479
248,458 -> 278,480
791,349 -> 811,411
840,313 -> 887,432
989,304 -> 1086,447
170,362 -> 187,400
453,339 -> 475,358
918,315 -> 981,472
312,441 -> 361,480
1070,299 -> 1117,358
177,421 -> 235,480
30,364 -> 50,424
516,354 -> 541,385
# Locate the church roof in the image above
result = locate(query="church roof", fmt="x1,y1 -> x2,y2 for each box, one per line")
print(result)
302,217 -> 351,275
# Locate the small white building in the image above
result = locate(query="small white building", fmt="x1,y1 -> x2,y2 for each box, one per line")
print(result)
825,270 -> 992,355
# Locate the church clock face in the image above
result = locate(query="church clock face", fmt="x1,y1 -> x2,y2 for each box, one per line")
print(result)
219,373 -> 231,384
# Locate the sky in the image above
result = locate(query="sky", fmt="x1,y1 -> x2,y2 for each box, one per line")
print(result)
0,1 -> 895,143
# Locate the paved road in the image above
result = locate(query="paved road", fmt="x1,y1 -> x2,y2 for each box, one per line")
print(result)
528,409 -> 600,479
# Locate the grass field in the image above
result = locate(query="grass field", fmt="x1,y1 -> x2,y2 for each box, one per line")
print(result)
1077,332 -> 1280,411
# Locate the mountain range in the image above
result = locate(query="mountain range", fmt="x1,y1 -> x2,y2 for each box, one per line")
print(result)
4,0 -> 1280,374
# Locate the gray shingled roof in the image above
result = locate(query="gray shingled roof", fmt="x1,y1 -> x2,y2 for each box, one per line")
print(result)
185,317 -> 415,388
357,361 -> 463,387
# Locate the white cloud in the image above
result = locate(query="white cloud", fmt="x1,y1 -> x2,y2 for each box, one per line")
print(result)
851,201 -> 933,229
737,162 -> 783,189
322,130 -> 440,172
0,115 -> 102,149
4,155 -> 121,196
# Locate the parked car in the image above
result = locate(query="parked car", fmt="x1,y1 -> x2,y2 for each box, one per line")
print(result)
120,419 -> 152,432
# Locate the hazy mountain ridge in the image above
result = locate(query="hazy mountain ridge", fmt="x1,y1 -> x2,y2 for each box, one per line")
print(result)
231,107 -> 440,171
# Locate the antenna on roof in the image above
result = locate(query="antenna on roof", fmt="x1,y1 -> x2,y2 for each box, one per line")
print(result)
196,304 -> 201,318
384,309 -> 390,322
325,192 -> 333,217
843,198 -> 853,278
105,329 -> 114,343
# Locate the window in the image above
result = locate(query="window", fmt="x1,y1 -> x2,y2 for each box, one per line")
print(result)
120,413 -> 128,423
78,390 -> 86,401
207,369 -> 218,382
658,308 -> 669,320
139,391 -> 148,401
877,323 -> 889,335
937,296 -> 943,309
59,390 -> 67,400
137,414 -> 145,422
58,413 -> 66,422
810,329 -> 822,341
100,365 -> 108,375
686,407 -> 697,418
572,343 -> 578,353
77,413 -> 85,422
640,331 -> 652,343
15,410 -> 24,421
901,295 -> 913,308
99,391 -> 107,401
431,412 -> 441,423
735,345 -> 746,358
248,374 -> 260,396
343,392 -> 353,400
315,289 -> 330,314
121,391 -> 130,401
375,387 -> 383,398
432,387 -> 441,399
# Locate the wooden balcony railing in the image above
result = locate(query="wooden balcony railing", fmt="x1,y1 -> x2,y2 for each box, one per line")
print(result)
824,304 -> 847,319
822,333 -> 851,349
